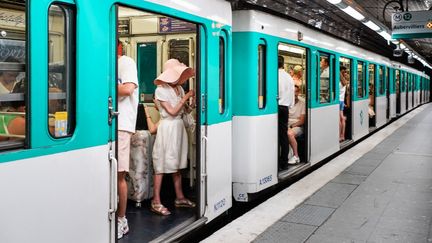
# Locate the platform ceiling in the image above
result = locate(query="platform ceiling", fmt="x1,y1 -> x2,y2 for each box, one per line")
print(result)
229,0 -> 432,72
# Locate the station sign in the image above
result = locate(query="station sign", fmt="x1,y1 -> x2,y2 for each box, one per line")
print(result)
392,10 -> 432,39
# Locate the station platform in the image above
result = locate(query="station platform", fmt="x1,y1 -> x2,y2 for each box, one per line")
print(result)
203,103 -> 432,243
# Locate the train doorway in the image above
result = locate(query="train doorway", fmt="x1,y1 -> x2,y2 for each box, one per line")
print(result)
115,5 -> 201,242
396,70 -> 401,114
339,57 -> 352,146
368,63 -> 376,130
277,43 -> 309,173
386,67 -> 390,120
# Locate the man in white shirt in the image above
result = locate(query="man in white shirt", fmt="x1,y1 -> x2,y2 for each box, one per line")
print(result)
287,85 -> 305,165
320,57 -> 330,102
117,41 -> 139,239
278,56 -> 295,170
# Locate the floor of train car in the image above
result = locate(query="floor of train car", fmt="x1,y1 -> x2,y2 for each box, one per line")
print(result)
121,176 -> 196,243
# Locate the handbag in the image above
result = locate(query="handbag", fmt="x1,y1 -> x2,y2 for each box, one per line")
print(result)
182,112 -> 195,129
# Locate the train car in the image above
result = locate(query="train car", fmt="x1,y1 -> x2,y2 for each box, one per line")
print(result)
0,0 -> 232,242
230,9 -> 430,202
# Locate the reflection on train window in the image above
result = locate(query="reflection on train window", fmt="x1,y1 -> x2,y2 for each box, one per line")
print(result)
0,3 -> 27,148
379,66 -> 385,95
357,61 -> 365,98
168,38 -> 194,93
319,53 -> 332,103
48,4 -> 75,138
401,72 -> 405,91
258,41 -> 266,109
219,35 -> 226,114
277,43 -> 307,97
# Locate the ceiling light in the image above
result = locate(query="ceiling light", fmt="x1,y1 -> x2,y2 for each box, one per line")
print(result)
342,6 -> 365,20
378,31 -> 393,41
326,0 -> 342,4
363,21 -> 381,31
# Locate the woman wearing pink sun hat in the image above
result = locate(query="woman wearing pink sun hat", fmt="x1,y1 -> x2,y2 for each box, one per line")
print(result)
151,59 -> 196,216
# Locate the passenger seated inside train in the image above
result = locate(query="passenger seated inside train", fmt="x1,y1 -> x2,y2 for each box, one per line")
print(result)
0,80 -> 26,141
287,85 -> 305,165
292,65 -> 303,87
0,57 -> 21,95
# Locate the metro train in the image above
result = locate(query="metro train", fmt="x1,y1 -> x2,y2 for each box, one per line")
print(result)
0,0 -> 429,242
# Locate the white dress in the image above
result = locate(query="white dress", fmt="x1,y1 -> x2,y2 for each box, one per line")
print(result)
152,84 -> 188,174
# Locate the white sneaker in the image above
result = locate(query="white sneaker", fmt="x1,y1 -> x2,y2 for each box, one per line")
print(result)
117,217 -> 129,239
288,156 -> 300,165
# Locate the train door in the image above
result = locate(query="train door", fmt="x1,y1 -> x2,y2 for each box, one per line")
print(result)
339,57 -> 352,145
277,43 -> 309,174
407,73 -> 412,110
115,6 -> 202,242
375,66 -> 386,127
368,63 -> 376,130
386,67 -> 391,120
396,70 -> 401,114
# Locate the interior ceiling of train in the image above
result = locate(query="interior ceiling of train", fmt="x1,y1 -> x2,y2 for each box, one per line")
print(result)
229,0 -> 432,72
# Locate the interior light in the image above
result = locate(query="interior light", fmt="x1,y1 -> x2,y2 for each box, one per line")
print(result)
363,21 -> 381,31
342,6 -> 365,20
400,43 -> 406,49
278,45 -> 305,54
170,0 -> 201,12
326,0 -> 342,4
378,31 -> 393,41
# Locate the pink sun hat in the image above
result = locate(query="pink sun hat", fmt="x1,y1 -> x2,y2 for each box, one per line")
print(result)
154,59 -> 194,85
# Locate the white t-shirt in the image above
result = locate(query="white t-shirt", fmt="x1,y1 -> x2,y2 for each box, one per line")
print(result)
118,55 -> 139,133
155,84 -> 185,120
288,98 -> 306,126
278,69 -> 295,107
339,82 -> 346,102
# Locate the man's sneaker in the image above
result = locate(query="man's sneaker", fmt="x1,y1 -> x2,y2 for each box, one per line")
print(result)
288,156 -> 300,165
117,217 -> 129,239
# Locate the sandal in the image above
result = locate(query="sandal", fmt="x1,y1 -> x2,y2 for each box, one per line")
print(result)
174,198 -> 196,208
150,202 -> 171,216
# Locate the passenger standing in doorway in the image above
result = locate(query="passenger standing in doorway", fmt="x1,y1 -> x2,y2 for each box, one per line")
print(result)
151,59 -> 196,216
339,67 -> 348,142
278,56 -> 295,170
117,40 -> 139,239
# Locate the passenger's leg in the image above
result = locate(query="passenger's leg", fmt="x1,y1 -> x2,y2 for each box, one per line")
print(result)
117,131 -> 131,218
288,129 -> 299,157
118,172 -> 127,218
172,171 -> 185,200
339,110 -> 345,141
152,174 -> 164,204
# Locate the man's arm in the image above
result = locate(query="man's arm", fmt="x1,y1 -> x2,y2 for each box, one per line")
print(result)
118,82 -> 137,97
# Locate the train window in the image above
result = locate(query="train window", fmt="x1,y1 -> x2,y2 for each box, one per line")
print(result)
319,53 -> 333,103
48,4 -> 75,138
258,40 -> 266,109
278,43 -> 307,97
368,64 -> 375,96
401,72 -> 406,91
357,61 -> 366,98
218,33 -> 226,114
0,2 -> 27,149
379,66 -> 385,95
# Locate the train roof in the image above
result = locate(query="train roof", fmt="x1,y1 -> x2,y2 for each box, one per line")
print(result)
233,10 -> 394,66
